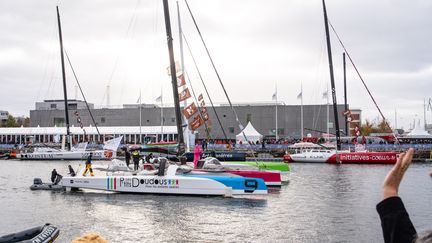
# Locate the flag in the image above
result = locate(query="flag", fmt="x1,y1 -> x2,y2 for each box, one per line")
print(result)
322,91 -> 328,99
198,94 -> 203,101
166,61 -> 181,76
179,88 -> 191,102
272,91 -> 277,101
155,95 -> 162,102
136,93 -> 141,103
297,92 -> 302,99
189,115 -> 204,131
202,112 -> 210,121
200,100 -> 206,107
177,74 -> 186,87
182,102 -> 198,119
103,136 -> 123,151
201,107 -> 208,114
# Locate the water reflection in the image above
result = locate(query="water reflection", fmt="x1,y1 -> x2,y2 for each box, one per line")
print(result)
0,160 -> 431,242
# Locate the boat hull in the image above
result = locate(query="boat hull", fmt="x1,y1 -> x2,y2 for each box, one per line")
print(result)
193,169 -> 282,186
222,161 -> 290,172
17,150 -> 114,160
0,223 -> 59,243
326,152 -> 398,164
62,174 -> 267,196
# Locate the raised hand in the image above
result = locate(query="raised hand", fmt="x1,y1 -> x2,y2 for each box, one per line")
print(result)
382,148 -> 414,199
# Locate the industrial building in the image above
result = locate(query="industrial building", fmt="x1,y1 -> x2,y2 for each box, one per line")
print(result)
29,100 -> 359,141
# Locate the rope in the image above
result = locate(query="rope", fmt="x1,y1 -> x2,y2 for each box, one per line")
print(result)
328,21 -> 399,144
64,50 -> 101,136
183,0 -> 261,165
182,33 -> 228,140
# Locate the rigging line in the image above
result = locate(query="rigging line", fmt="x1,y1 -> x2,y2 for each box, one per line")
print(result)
183,70 -> 212,140
184,0 -> 261,164
100,0 -> 142,106
183,0 -> 243,130
182,32 -> 228,140
328,21 -> 399,143
64,50 -> 101,136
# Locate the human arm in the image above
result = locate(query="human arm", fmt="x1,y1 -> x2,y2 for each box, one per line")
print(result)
376,148 -> 417,243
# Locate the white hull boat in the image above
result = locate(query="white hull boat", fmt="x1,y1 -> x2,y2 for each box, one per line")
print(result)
17,149 -> 115,160
285,149 -> 335,163
17,137 -> 122,160
62,161 -> 268,196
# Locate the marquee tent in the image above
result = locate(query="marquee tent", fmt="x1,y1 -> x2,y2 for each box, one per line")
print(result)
236,122 -> 263,144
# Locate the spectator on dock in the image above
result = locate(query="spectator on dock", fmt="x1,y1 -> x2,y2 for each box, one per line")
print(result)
376,148 -> 432,242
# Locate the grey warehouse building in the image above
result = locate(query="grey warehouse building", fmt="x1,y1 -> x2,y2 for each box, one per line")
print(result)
30,100 -> 355,140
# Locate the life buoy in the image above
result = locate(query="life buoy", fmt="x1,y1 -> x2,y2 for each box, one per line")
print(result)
104,150 -> 113,158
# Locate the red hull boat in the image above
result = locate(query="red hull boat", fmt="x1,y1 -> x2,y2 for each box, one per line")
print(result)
326,152 -> 398,164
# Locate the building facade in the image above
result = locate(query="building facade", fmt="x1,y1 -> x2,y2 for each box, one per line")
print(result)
30,100 -> 355,140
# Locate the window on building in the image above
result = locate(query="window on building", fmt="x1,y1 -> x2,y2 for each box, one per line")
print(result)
101,117 -> 106,123
68,104 -> 78,110
229,127 -> 235,134
50,104 -> 57,109
53,117 -> 65,127
246,114 -> 252,123
171,117 -> 176,123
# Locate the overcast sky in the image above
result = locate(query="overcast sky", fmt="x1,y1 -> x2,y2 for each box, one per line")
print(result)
0,0 -> 431,130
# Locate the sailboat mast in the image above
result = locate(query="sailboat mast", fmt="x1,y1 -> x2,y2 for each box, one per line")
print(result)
56,6 -> 71,151
177,1 -> 190,152
343,52 -> 348,135
162,0 -> 185,154
322,0 -> 341,150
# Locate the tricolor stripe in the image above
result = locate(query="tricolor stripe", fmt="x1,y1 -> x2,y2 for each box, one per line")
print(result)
106,177 -> 116,191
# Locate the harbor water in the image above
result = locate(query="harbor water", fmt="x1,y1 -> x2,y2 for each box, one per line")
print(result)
0,160 -> 431,242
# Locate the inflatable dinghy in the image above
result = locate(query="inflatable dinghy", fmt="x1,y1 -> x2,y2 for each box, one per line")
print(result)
0,223 -> 59,243
30,178 -> 64,191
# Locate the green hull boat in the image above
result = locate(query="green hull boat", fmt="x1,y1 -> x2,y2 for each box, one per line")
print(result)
223,161 -> 290,172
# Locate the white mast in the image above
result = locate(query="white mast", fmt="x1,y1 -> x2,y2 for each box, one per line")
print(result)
395,109 -> 397,130
300,82 -> 304,140
177,0 -> 190,151
424,98 -> 427,130
139,89 -> 142,144
160,88 -> 164,142
326,85 -> 329,139
106,85 -> 110,108
275,82 -> 278,141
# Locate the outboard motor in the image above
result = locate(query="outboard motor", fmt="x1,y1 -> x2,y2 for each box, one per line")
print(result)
33,178 -> 42,185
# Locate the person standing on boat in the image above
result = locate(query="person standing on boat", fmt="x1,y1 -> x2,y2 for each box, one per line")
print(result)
125,149 -> 131,168
145,153 -> 153,163
132,150 -> 141,171
193,144 -> 203,168
68,165 -> 76,177
51,169 -> 62,185
83,153 -> 94,176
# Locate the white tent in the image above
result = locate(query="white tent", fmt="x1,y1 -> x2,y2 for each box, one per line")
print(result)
236,122 -> 263,144
406,120 -> 432,138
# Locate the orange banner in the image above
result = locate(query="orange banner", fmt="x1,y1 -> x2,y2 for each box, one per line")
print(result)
182,102 -> 198,119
